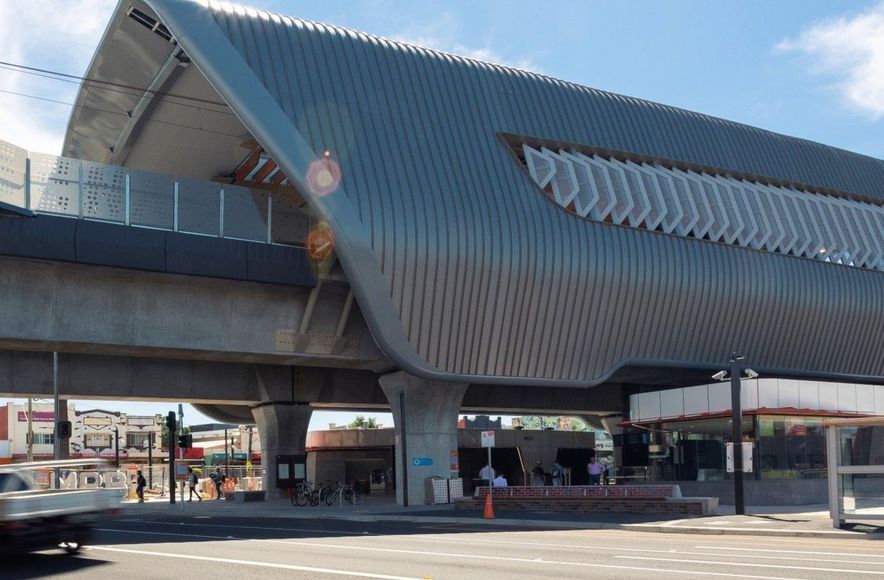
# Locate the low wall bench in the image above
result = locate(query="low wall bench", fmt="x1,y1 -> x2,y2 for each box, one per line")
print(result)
456,485 -> 717,515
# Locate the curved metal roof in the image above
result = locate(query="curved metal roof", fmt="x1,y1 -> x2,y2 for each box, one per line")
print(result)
68,0 -> 884,386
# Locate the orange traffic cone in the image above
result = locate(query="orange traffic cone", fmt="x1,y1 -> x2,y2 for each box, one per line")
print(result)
483,491 -> 495,519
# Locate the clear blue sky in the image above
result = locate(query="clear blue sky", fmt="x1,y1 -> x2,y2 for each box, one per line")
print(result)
0,1 -> 882,427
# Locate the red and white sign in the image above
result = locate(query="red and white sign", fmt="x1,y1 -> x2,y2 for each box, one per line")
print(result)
480,430 -> 495,448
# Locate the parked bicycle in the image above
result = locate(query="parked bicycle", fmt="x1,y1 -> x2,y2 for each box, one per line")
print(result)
324,481 -> 366,506
290,480 -> 321,506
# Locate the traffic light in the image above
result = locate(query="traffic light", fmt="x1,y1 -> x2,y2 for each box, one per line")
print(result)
165,411 -> 176,431
57,420 -> 72,439
178,434 -> 193,449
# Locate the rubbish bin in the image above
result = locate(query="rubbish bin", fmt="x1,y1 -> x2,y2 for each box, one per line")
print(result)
425,477 -> 449,504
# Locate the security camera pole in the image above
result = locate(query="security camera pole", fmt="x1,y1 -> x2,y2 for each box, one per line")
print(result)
729,352 -> 746,515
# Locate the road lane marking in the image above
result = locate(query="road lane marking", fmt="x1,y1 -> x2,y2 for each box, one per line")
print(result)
93,529 -> 800,579
252,538 -> 800,579
409,535 -> 884,566
695,545 -> 884,559
120,519 -> 367,536
100,528 -> 883,569
97,528 -> 232,540
87,546 -> 420,580
617,555 -> 882,575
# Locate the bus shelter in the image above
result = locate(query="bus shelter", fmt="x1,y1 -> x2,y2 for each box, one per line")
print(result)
826,417 -> 884,528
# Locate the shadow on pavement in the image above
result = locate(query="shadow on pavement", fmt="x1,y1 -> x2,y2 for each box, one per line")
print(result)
90,513 -> 595,547
0,552 -> 110,579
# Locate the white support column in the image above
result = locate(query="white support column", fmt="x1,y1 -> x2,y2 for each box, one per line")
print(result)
380,371 -> 468,506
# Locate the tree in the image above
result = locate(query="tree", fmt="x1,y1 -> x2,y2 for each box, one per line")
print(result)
160,425 -> 190,447
348,415 -> 378,429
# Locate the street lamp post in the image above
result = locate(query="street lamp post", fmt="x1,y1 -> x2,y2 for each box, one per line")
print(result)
729,353 -> 746,516
114,427 -> 120,468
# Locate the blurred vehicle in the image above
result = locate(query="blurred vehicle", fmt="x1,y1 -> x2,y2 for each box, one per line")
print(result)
0,459 -> 121,555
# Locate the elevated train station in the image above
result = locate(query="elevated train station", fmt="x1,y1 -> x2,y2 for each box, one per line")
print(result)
0,0 -> 882,505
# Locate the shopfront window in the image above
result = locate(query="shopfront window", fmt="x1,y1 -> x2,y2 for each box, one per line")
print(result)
756,416 -> 826,479
631,415 -> 832,482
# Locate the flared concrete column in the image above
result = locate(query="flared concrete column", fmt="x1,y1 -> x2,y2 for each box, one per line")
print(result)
380,371 -> 468,506
251,403 -> 313,497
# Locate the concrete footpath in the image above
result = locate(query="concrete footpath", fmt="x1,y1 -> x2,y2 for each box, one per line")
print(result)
122,495 -> 884,540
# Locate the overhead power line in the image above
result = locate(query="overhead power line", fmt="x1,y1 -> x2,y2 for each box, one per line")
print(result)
0,59 -> 235,115
0,87 -> 246,141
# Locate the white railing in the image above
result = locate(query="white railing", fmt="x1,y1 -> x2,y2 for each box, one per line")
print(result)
0,138 -> 310,246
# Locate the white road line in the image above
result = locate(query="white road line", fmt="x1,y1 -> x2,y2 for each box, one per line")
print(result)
88,545 -> 420,580
617,555 -> 882,575
695,545 -> 884,559
411,535 -> 884,566
92,529 -> 800,579
96,528 -> 232,540
98,527 -> 882,569
253,538 -> 801,579
120,519 -> 367,536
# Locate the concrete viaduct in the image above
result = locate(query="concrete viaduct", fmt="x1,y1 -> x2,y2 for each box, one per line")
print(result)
1,0 -> 883,503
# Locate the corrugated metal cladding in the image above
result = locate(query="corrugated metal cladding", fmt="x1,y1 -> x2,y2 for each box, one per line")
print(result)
153,1 -> 884,385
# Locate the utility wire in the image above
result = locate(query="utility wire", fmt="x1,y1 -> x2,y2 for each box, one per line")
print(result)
0,88 -> 247,141
0,59 -> 231,111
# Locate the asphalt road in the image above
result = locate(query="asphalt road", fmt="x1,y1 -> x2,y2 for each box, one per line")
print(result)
7,514 -> 884,579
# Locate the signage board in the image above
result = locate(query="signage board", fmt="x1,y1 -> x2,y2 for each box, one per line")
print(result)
726,442 -> 754,473
412,457 -> 433,467
127,416 -> 158,427
480,430 -> 495,448
84,416 -> 113,427
17,411 -> 54,422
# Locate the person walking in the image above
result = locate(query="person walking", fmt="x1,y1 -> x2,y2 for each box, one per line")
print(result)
187,467 -> 202,502
587,457 -> 605,485
135,470 -> 146,503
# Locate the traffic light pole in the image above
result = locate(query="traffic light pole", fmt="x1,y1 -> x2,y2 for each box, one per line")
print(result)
167,411 -> 176,505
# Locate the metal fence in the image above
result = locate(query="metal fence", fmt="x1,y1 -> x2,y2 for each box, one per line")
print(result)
0,138 -> 310,246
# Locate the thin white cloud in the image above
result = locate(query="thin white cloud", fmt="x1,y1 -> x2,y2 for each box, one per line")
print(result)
0,0 -> 116,154
777,3 -> 884,120
392,16 -> 541,73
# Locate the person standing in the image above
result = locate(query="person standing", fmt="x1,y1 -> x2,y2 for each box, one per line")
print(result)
209,471 -> 224,500
587,457 -> 605,485
478,463 -> 495,488
135,470 -> 146,503
532,460 -> 545,486
187,467 -> 202,502
551,462 -> 564,486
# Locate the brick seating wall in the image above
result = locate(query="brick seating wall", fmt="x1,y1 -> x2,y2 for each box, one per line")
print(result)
475,485 -> 680,499
455,496 -> 705,515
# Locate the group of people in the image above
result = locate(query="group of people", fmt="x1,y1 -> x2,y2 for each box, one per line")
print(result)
478,457 -> 609,488
134,467 -> 229,503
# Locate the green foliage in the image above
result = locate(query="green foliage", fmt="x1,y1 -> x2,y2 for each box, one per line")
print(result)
348,415 -> 378,429
160,424 -> 191,447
